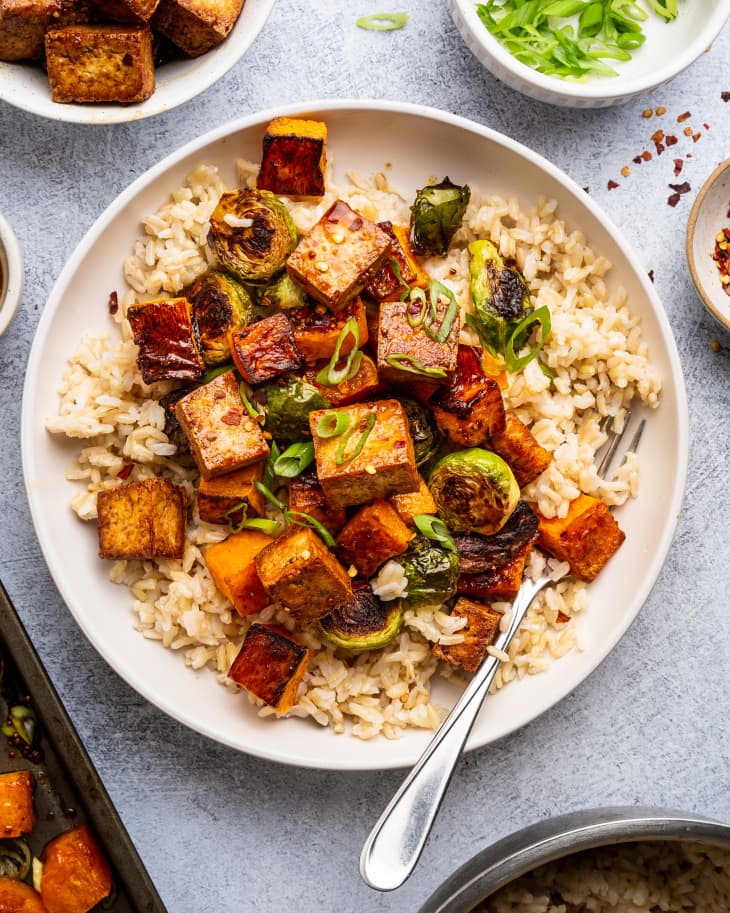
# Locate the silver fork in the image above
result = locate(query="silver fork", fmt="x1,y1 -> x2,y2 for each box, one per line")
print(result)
359,411 -> 645,893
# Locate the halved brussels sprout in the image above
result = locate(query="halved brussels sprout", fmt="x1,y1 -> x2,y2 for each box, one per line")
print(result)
255,377 -> 330,442
187,270 -> 255,365
468,239 -> 531,359
318,588 -> 404,653
396,397 -> 441,467
259,273 -> 308,310
208,189 -> 298,283
393,535 -> 459,609
429,448 -> 519,535
410,177 -> 471,257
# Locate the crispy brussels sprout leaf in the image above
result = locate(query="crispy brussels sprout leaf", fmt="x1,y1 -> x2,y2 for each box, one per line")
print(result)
410,177 -> 471,257
393,535 -> 459,609
396,396 -> 441,466
318,588 -> 404,653
259,273 -> 308,310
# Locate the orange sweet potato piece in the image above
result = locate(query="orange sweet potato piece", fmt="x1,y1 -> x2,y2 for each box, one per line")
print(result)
489,412 -> 552,487
197,462 -> 265,525
430,345 -> 506,446
457,541 -> 533,602
0,770 -> 34,838
40,824 -> 111,913
287,296 -> 368,364
204,530 -> 273,616
335,499 -> 415,578
303,353 -> 383,407
0,877 -> 47,913
366,222 -> 429,301
229,623 -> 311,713
388,476 -> 437,526
432,597 -> 502,673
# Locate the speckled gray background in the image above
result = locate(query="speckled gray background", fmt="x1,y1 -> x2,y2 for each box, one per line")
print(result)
1,3 -> 730,911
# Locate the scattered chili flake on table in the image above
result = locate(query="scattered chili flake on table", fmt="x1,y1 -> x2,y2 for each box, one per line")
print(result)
722,92 -> 730,102
607,179 -> 619,190
641,150 -> 653,162
666,134 -> 678,147
673,159 -> 684,176
667,193 -> 681,208
648,269 -> 655,283
712,228 -> 730,295
677,111 -> 692,123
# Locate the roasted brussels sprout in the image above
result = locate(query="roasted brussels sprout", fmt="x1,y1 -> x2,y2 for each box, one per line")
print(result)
396,396 -> 441,466
255,377 -> 330,442
468,240 -> 531,358
259,273 -> 308,310
393,535 -> 459,609
429,448 -> 519,536
410,177 -> 471,257
318,588 -> 404,653
208,189 -> 298,284
187,270 -> 255,365
158,386 -> 196,457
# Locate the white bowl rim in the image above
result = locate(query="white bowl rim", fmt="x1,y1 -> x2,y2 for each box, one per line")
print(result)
451,0 -> 730,101
0,212 -> 23,336
21,98 -> 689,770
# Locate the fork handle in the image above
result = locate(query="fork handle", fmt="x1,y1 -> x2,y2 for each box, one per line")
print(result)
359,575 -> 549,892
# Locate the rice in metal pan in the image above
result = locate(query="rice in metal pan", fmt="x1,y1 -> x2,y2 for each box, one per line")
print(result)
46,158 -> 661,740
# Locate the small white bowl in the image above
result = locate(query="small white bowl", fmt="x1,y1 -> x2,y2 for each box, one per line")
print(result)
0,213 -> 23,337
449,0 -> 730,108
686,158 -> 730,332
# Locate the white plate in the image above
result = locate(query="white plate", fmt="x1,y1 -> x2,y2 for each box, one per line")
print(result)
22,101 -> 688,770
0,0 -> 275,124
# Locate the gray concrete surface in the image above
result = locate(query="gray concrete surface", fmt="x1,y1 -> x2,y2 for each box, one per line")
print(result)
1,3 -> 730,911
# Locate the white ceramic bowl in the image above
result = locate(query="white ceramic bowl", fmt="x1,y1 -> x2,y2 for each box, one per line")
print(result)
686,158 -> 730,332
0,212 -> 23,336
0,0 -> 274,124
449,0 -> 730,108
22,100 -> 687,770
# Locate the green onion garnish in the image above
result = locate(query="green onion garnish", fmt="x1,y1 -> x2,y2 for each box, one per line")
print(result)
386,354 -> 448,380
356,11 -> 410,30
315,317 -> 363,386
316,411 -> 351,439
254,480 -> 287,513
425,280 -> 458,344
1,706 -> 35,745
413,514 -> 456,552
262,440 -> 280,491
286,511 -> 336,548
225,500 -> 282,536
239,382 -> 263,423
202,363 -> 235,384
504,305 -> 551,373
273,442 -> 315,478
335,413 -> 376,465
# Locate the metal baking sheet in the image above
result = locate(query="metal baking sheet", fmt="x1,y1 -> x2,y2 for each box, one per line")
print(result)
0,581 -> 167,913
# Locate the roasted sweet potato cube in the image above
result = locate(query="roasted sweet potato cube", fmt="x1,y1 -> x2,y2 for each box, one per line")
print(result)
430,344 -> 506,446
366,222 -> 430,301
536,494 -> 625,582
0,0 -> 62,60
204,530 -> 273,616
255,528 -> 353,623
287,296 -> 368,364
197,462 -> 264,525
229,313 -> 302,386
257,117 -> 327,198
41,823 -> 111,913
288,470 -> 347,536
0,879 -> 47,912
286,200 -> 392,312
309,399 -> 420,508
432,597 -> 502,673
489,412 -> 552,487
97,478 -> 186,560
127,296 -> 204,384
151,0 -> 242,55
377,299 -> 461,386
229,623 -> 311,714
0,771 -> 34,838
92,0 -> 158,22
304,353 -> 383,407
335,499 -> 415,578
175,371 -> 269,480
389,475 -> 437,526
45,25 -> 155,104
457,541 -> 533,603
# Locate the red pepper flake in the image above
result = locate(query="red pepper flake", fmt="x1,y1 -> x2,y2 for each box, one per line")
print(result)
651,129 -> 665,144
582,186 -> 590,194
648,269 -> 655,283
117,464 -> 133,480
712,227 -> 730,296
669,182 -> 691,194
556,610 -> 571,624
221,410 -> 242,426
693,132 -> 701,143
108,291 -> 119,315
632,155 -> 643,165
677,111 -> 691,122
666,134 -> 678,147
641,150 -> 653,162
607,179 -> 619,190
655,142 -> 665,156
722,92 -> 730,102
667,193 -> 681,208
673,158 -> 684,176
704,123 -> 711,131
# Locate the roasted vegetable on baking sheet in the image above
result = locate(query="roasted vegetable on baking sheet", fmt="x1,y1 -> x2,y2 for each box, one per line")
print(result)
410,177 -> 471,257
319,588 -> 404,653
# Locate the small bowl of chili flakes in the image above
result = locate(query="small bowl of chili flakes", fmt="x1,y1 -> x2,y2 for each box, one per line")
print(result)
687,158 -> 730,331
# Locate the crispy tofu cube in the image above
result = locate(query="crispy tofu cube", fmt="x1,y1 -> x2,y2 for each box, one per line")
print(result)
175,370 -> 269,480
309,399 -> 420,508
304,353 -> 383,407
489,412 -> 552,487
229,313 -> 302,386
127,297 -> 204,384
204,530 -> 273,616
92,0 -> 158,22
286,200 -> 392,312
45,25 -> 154,103
197,462 -> 264,525
229,623 -> 311,714
255,528 -> 353,623
457,541 -> 533,602
97,478 -> 186,560
389,475 -> 437,526
430,344 -> 506,446
366,222 -> 430,302
287,296 -> 368,364
287,470 -> 347,536
432,597 -> 502,673
257,117 -> 327,198
0,771 -> 35,838
151,0 -> 242,56
377,299 -> 461,386
0,0 -> 61,60
536,494 -> 625,582
335,500 -> 415,579
40,824 -> 111,913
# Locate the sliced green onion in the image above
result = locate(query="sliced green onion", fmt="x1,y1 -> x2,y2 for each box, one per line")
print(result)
262,440 -> 280,491
504,305 -> 552,373
356,11 -> 409,30
202,363 -> 235,384
335,413 -> 376,465
273,442 -> 315,478
425,280 -> 458,343
2,706 -> 35,745
391,257 -> 412,301
239,382 -> 263,423
286,511 -> 336,548
315,317 -> 362,386
316,411 -> 351,439
0,838 -> 32,880
254,480 -> 287,513
386,354 -> 448,380
413,514 -> 456,552
240,518 -> 282,535
406,287 -> 429,328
